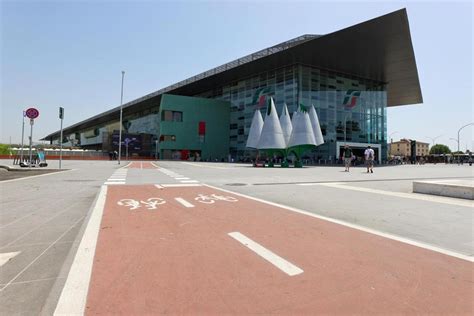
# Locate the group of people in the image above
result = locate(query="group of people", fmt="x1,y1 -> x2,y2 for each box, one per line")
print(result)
342,145 -> 375,173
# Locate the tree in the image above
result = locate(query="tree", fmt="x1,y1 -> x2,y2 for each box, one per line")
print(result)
429,144 -> 451,155
0,144 -> 12,155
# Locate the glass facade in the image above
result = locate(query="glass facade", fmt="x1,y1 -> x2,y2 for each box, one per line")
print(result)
196,64 -> 387,161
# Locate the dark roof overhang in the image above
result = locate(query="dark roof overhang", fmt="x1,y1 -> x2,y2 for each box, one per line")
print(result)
43,8 -> 421,140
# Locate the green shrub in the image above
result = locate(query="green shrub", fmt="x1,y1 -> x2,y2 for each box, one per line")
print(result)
0,144 -> 12,155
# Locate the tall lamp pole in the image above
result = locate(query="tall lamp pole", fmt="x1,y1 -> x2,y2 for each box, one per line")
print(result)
426,135 -> 442,147
118,71 -> 125,165
457,123 -> 473,153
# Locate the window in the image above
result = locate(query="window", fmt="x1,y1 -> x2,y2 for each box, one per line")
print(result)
161,110 -> 183,122
160,135 -> 176,142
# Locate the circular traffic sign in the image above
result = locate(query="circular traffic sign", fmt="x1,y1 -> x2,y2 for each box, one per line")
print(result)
25,107 -> 39,119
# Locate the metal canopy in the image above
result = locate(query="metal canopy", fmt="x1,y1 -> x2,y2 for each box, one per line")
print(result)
43,8 -> 421,141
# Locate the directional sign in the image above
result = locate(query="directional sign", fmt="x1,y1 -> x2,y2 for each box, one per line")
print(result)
25,108 -> 39,119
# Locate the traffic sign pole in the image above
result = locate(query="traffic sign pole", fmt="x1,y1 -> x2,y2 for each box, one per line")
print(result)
24,107 -> 39,168
28,119 -> 34,168
59,107 -> 64,169
20,111 -> 25,163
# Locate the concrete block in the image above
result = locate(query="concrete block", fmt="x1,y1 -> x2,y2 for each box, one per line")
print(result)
413,179 -> 474,200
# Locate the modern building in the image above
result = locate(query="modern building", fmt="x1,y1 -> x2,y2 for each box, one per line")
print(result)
390,139 -> 430,158
42,8 -> 422,162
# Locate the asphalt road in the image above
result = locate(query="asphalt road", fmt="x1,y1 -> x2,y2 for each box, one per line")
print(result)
0,159 -> 472,314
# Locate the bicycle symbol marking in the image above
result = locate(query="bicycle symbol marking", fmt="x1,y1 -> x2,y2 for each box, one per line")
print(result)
117,198 -> 166,211
194,193 -> 238,204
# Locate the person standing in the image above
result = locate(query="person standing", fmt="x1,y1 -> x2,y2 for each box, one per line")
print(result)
343,145 -> 353,172
364,145 -> 375,173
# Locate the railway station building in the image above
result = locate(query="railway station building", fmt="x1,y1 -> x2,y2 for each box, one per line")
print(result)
42,8 -> 422,162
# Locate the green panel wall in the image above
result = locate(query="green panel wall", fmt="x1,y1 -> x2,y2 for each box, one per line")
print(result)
159,94 -> 230,160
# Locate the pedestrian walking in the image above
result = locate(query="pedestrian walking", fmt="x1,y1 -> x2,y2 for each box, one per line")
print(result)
364,145 -> 375,173
343,145 -> 353,172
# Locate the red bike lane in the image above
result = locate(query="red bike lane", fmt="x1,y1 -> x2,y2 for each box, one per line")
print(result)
85,184 -> 473,315
125,161 -> 157,169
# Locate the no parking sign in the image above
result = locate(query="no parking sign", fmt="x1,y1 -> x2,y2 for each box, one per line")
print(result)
25,108 -> 39,120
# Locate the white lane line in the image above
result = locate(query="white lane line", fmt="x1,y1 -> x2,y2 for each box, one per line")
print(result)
175,177 -> 190,180
181,162 -> 232,169
0,251 -> 20,267
1,201 -> 83,250
0,169 -> 76,184
228,232 -> 303,276
155,185 -> 163,189
204,184 -> 474,263
105,178 -> 126,181
175,197 -> 195,208
160,183 -> 202,187
0,276 -> 65,286
54,185 -> 108,316
0,213 -> 34,229
104,182 -> 125,185
180,180 -> 199,183
302,182 -> 473,208
0,216 -> 85,292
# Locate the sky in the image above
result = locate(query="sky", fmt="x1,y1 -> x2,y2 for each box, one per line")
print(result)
1,0 -> 473,151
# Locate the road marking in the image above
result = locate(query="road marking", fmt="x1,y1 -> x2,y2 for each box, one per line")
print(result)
0,276 -> 65,286
300,182 -> 473,208
104,182 -> 125,185
0,169 -> 75,183
175,177 -> 190,180
54,185 -> 108,316
106,178 -> 126,181
155,184 -> 163,189
159,183 -> 202,188
1,201 -> 84,249
0,213 -> 34,228
0,216 -> 85,292
181,162 -> 232,169
175,197 -> 195,208
180,180 -> 199,183
204,184 -> 474,262
0,251 -> 20,267
228,232 -> 303,276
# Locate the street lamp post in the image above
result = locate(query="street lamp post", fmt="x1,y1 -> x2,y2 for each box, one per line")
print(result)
155,139 -> 159,160
457,123 -> 473,153
426,135 -> 442,147
118,71 -> 125,165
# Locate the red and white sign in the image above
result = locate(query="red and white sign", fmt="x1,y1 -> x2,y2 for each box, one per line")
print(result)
25,108 -> 39,119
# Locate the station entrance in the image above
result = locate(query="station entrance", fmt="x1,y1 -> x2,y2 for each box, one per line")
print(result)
336,142 -> 381,164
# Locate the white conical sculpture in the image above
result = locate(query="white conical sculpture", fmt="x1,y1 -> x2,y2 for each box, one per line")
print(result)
246,110 -> 264,149
309,104 -> 325,146
257,98 -> 286,150
287,105 -> 317,148
279,103 -> 293,147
